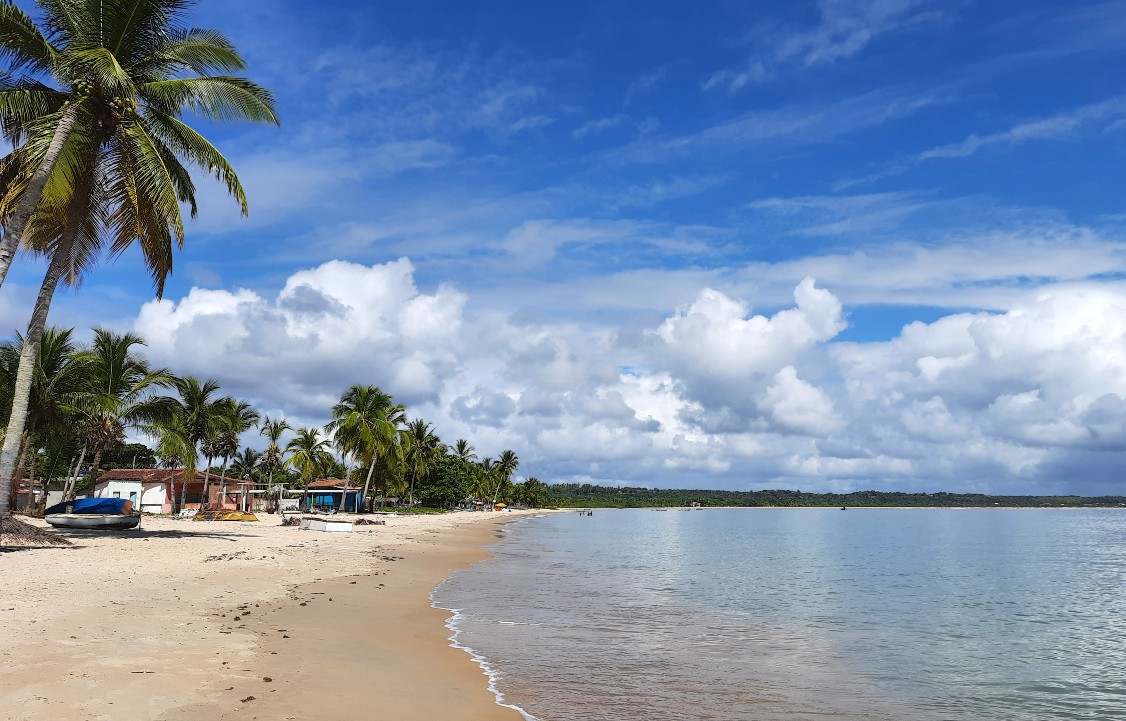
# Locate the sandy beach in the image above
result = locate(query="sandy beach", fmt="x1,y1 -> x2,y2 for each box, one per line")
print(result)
0,511 -> 538,721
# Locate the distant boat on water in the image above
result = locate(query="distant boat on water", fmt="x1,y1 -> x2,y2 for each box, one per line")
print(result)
44,498 -> 140,530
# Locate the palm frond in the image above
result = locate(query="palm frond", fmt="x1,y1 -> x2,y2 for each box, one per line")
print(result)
61,46 -> 134,99
0,2 -> 58,76
140,27 -> 245,76
0,79 -> 67,144
140,76 -> 278,125
140,109 -> 247,213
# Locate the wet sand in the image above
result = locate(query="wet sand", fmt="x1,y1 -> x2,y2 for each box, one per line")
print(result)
0,512 -> 535,720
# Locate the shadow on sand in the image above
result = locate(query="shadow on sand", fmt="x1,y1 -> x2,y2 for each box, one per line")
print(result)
1,526 -> 272,549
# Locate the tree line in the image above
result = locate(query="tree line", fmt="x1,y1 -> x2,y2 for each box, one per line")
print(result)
546,484 -> 1126,508
0,325 -> 547,514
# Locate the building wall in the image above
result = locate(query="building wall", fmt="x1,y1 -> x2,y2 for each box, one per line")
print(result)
96,480 -> 167,513
96,480 -> 143,506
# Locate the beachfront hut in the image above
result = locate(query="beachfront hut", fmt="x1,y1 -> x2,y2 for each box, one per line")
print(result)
304,479 -> 363,513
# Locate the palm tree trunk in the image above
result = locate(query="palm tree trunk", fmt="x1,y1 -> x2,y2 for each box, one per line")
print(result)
266,466 -> 275,513
64,444 -> 87,501
0,243 -> 69,516
178,468 -> 190,514
361,455 -> 378,513
88,446 -> 104,489
201,457 -> 213,509
0,106 -> 77,292
14,433 -> 31,500
218,457 -> 229,510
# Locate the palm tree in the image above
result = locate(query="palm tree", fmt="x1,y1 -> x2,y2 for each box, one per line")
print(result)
259,415 -> 290,511
212,398 -> 258,509
494,449 -> 519,506
325,384 -> 403,512
229,447 -> 260,481
285,427 -> 332,512
72,327 -> 173,483
0,326 -> 88,505
0,0 -> 277,523
453,439 -> 477,463
401,418 -> 440,508
153,418 -> 193,515
143,376 -> 224,513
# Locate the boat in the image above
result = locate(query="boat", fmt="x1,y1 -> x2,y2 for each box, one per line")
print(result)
193,510 -> 258,522
44,498 -> 141,530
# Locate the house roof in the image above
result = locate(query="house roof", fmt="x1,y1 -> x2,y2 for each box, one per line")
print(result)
98,468 -> 243,484
307,478 -> 359,489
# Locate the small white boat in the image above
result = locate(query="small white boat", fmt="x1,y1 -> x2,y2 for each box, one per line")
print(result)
45,513 -> 140,530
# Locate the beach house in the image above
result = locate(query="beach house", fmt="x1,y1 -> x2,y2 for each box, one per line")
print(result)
304,479 -> 363,513
95,468 -> 257,513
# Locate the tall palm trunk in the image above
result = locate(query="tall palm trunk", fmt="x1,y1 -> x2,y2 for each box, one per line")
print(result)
178,468 -> 190,514
360,455 -> 378,513
88,446 -> 105,489
63,443 -> 87,501
0,241 -> 70,515
200,456 -> 213,509
218,457 -> 230,510
0,106 -> 78,292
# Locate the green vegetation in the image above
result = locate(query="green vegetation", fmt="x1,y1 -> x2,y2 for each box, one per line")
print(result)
546,484 -> 1126,509
0,0 -> 277,529
2,322 -> 542,514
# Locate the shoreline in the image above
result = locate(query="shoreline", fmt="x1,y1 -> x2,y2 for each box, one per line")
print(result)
0,511 -> 538,720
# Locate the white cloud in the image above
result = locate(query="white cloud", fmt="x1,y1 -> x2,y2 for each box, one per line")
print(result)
122,259 -> 1126,495
706,0 -> 952,92
919,95 -> 1126,160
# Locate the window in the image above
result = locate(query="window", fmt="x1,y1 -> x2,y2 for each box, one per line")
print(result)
112,491 -> 121,498
129,492 -> 138,502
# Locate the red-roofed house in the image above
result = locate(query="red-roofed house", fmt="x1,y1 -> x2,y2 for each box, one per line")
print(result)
96,469 -> 257,514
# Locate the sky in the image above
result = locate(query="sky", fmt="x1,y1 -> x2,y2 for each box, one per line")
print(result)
6,0 -> 1126,495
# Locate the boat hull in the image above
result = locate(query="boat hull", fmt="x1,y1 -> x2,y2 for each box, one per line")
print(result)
45,514 -> 141,530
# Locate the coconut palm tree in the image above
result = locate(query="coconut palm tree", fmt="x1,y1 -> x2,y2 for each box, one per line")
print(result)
259,415 -> 289,510
0,326 -> 88,506
401,418 -> 440,508
153,418 -> 193,515
453,438 -> 476,463
211,398 -> 258,508
229,447 -> 260,482
284,427 -> 332,512
72,327 -> 173,483
0,0 -> 277,527
494,449 -> 519,505
142,376 -> 224,513
325,384 -> 404,512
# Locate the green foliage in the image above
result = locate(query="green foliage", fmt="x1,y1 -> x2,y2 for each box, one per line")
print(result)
418,455 -> 471,507
98,441 -> 155,470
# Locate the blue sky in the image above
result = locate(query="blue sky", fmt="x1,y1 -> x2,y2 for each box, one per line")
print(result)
8,0 -> 1126,494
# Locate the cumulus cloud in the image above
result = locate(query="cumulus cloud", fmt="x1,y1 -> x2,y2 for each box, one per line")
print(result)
128,262 -> 1126,495
135,258 -> 466,415
654,278 -> 846,411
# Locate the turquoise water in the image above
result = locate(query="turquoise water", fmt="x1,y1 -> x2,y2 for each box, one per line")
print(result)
433,508 -> 1126,720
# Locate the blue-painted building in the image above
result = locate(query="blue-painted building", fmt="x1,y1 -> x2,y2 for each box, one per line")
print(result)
304,479 -> 363,513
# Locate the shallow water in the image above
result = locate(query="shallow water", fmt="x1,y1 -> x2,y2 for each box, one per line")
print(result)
434,508 -> 1126,720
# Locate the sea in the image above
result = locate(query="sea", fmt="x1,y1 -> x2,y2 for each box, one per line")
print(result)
432,508 -> 1126,721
